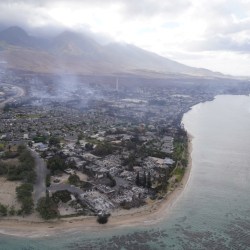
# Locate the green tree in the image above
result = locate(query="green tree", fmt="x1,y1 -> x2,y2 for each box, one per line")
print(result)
52,190 -> 71,204
47,155 -> 66,174
85,143 -> 93,151
142,171 -> 147,188
9,205 -> 16,216
97,213 -> 110,224
66,160 -> 76,169
123,153 -> 136,171
36,196 -> 58,220
20,196 -> 34,214
147,172 -> 152,188
78,133 -> 84,141
0,203 -> 7,217
93,142 -> 114,156
33,136 -> 46,143
16,183 -> 34,215
107,173 -> 116,187
0,143 -> 5,152
68,174 -> 80,186
46,174 -> 51,187
16,183 -> 33,200
135,172 -> 140,186
49,136 -> 60,147
0,162 -> 8,175
17,144 -> 26,154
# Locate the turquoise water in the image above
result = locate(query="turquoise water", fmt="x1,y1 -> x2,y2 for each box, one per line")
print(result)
1,95 -> 250,249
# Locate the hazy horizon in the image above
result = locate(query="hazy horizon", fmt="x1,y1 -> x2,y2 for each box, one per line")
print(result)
0,0 -> 250,76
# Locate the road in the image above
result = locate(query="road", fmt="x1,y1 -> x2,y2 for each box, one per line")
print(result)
48,183 -> 84,196
0,84 -> 25,111
31,150 -> 48,204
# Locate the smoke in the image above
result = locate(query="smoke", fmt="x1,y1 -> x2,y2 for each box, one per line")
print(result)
0,52 -> 105,110
28,73 -> 104,109
0,55 -> 107,112
0,58 -> 7,87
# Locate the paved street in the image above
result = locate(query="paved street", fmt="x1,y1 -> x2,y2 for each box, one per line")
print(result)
31,150 -> 48,204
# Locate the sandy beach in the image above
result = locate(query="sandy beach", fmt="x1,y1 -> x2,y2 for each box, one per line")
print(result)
0,135 -> 193,238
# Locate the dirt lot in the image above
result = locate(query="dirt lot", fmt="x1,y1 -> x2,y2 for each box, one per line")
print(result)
0,177 -> 21,209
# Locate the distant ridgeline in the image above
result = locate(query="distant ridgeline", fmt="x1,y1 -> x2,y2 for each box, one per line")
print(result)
0,26 -> 221,77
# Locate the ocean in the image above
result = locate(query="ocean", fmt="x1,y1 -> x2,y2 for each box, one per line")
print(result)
1,95 -> 250,249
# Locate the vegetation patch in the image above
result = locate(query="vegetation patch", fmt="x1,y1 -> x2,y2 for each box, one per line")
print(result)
0,145 -> 36,183
33,135 -> 47,143
172,166 -> 185,183
47,155 -> 67,174
68,174 -> 81,186
0,203 -> 8,217
0,143 -> 5,152
0,145 -> 36,215
97,213 -> 110,224
16,183 -> 34,215
93,142 -> 114,156
36,196 -> 59,220
52,190 -> 72,204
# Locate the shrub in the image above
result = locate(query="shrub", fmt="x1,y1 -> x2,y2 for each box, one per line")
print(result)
52,190 -> 71,204
47,156 -> 66,174
20,196 -> 34,214
97,213 -> 110,224
93,142 -> 114,156
9,206 -> 16,216
0,203 -> 7,217
36,197 -> 58,220
0,162 -> 8,175
46,174 -> 51,187
68,174 -> 80,186
16,183 -> 33,200
49,136 -> 60,147
5,146 -> 36,183
16,183 -> 34,215
0,143 -> 5,152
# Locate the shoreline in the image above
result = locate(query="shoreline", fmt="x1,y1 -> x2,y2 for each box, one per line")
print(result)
0,134 -> 193,238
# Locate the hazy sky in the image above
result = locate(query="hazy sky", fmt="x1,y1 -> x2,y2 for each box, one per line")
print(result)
1,0 -> 250,76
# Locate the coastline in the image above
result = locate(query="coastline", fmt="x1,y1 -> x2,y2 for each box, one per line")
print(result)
0,134 -> 193,238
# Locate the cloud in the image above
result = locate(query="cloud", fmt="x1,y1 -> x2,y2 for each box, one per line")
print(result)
117,0 -> 191,19
0,1 -> 64,35
1,0 -> 250,75
1,0 -> 191,16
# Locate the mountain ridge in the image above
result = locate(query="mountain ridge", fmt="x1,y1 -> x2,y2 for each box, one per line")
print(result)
0,26 -> 222,77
